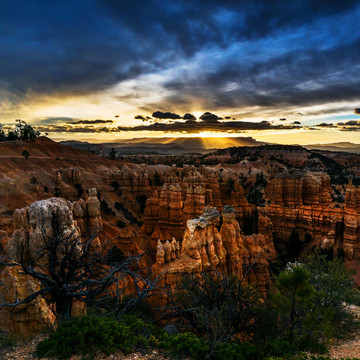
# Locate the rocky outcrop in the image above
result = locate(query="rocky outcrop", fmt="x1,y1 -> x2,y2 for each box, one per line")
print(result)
182,206 -> 226,269
6,191 -> 102,267
0,267 -> 56,339
67,167 -> 82,184
153,206 -> 273,295
52,169 -> 62,185
6,198 -> 82,267
155,238 -> 180,265
1,191 -> 103,338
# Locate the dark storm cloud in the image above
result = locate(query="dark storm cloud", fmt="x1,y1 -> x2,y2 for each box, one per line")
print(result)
1,0 -> 360,113
199,112 -> 222,122
152,111 -> 181,120
183,113 -> 197,120
161,38 -> 360,110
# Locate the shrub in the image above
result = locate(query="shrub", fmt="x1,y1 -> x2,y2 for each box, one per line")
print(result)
109,148 -> 117,160
114,201 -> 123,212
37,315 -> 163,359
111,181 -> 119,190
271,263 -> 315,340
301,250 -> 360,340
53,187 -> 62,197
162,332 -> 210,359
22,149 -> 30,160
74,183 -> 84,197
100,199 -> 114,215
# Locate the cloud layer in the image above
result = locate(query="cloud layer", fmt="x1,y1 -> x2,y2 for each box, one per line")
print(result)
0,0 -> 360,126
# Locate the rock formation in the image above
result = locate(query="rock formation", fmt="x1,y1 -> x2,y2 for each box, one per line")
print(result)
67,167 -> 82,184
140,181 -> 184,245
153,206 -> 273,295
182,206 -> 226,269
105,169 -> 150,195
52,169 -> 62,185
265,172 -> 332,207
1,191 -> 103,338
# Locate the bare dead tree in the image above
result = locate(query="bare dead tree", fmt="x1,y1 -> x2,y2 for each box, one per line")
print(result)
0,211 -> 165,321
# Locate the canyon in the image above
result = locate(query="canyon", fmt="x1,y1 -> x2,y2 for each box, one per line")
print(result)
0,137 -> 360,338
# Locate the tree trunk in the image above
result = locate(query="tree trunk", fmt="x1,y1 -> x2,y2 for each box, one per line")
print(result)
289,284 -> 297,342
55,296 -> 73,320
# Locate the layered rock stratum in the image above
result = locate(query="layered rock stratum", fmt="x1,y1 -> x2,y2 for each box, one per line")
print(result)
0,138 -> 360,338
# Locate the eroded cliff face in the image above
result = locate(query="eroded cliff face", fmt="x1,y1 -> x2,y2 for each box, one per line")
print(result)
264,173 -> 360,263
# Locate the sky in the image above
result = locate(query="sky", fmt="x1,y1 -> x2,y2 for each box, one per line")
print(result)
1,0 -> 360,144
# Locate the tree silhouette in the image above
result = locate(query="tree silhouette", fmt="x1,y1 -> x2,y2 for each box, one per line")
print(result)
109,148 -> 117,160
22,149 -> 30,160
0,212 -> 164,320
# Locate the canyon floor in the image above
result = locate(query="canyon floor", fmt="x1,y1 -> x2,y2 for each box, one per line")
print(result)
1,137 -> 360,354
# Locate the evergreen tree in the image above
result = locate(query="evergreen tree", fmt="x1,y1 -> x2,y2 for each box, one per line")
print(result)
109,148 -> 117,160
22,149 -> 30,160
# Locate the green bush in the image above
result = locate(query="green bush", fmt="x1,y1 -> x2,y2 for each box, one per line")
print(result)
162,332 -> 210,359
37,315 -> 165,359
216,342 -> 260,360
100,199 -> 114,215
